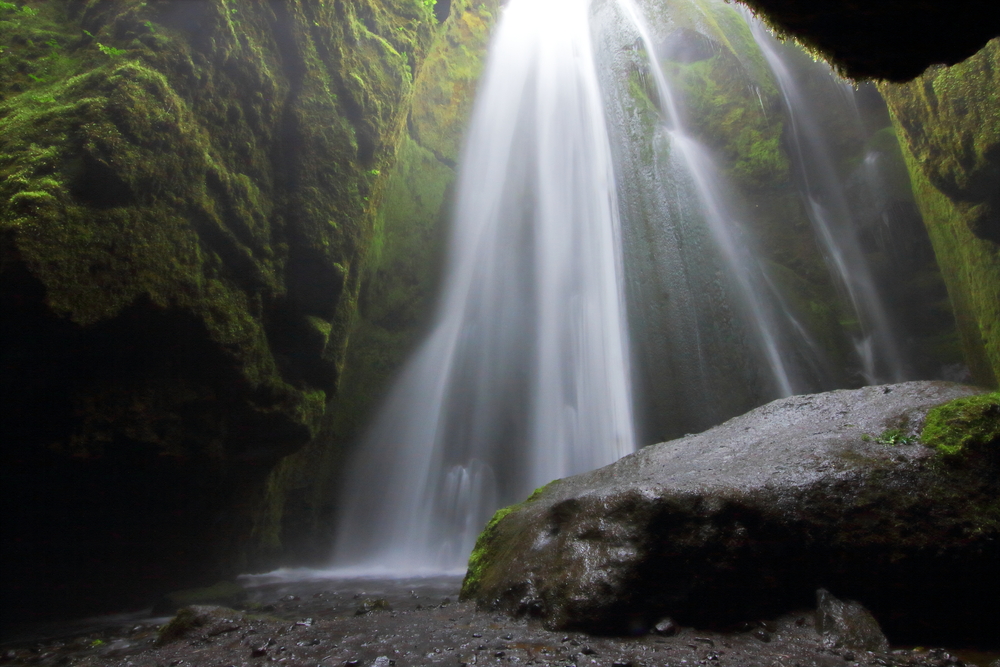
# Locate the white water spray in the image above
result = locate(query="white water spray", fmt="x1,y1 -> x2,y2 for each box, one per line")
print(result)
615,0 -> 802,398
743,15 -> 907,384
331,0 -> 635,573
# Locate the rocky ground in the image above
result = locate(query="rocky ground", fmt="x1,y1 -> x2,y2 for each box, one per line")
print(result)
2,575 -> 998,667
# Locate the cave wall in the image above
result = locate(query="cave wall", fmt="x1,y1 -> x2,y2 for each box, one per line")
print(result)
2,0 -> 998,626
0,0 -> 444,622
611,0 -> 958,443
735,0 -> 1000,81
242,0 -> 501,571
880,39 -> 1000,388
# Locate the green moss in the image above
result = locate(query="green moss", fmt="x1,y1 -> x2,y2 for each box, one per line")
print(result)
861,428 -> 917,446
673,55 -> 789,189
922,392 -> 1000,457
461,505 -> 516,598
243,0 -> 503,568
1,0 -> 452,593
461,480 -> 557,597
882,88 -> 1000,387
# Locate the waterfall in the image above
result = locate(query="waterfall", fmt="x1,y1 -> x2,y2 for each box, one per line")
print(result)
328,0 -> 926,573
742,14 -> 908,384
331,0 -> 635,573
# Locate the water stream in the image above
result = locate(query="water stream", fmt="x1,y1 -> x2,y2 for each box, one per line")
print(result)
743,14 -> 908,384
331,0 -> 635,573
331,0 -> 921,573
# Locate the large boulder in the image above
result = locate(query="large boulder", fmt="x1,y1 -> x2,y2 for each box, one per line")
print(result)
461,382 -> 1000,644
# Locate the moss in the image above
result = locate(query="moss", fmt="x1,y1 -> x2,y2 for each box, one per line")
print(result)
460,504 -> 516,598
922,391 -> 1000,457
1,0 -> 444,617
672,54 -> 789,190
882,44 -> 1000,387
242,0 -> 503,570
461,480 -> 558,598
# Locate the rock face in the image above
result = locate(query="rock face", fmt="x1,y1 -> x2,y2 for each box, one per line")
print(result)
881,39 -> 1000,388
0,0 -> 450,623
461,382 -> 1000,643
737,0 -> 1000,81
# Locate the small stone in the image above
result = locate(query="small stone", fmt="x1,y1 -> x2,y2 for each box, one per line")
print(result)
842,652 -> 855,661
816,589 -> 889,653
759,620 -> 777,633
654,618 -> 678,636
472,633 -> 482,638
495,651 -> 505,657
752,629 -> 771,643
344,661 -> 361,667
250,646 -> 267,658
372,657 -> 392,667
504,634 -> 513,640
581,645 -> 596,655
612,662 -> 634,667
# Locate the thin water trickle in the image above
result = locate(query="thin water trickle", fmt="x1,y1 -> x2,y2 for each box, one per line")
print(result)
615,0 -> 806,398
331,0 -> 635,573
743,14 -> 908,383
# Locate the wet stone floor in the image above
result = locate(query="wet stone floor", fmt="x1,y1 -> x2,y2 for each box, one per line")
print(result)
2,575 -> 998,667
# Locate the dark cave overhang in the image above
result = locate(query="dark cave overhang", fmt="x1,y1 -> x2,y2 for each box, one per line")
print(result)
736,0 -> 1000,81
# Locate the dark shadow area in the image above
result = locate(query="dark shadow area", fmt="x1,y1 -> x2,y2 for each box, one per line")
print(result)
0,261 -> 307,625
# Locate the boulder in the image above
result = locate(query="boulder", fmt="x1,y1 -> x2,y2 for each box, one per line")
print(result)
461,382 -> 1000,644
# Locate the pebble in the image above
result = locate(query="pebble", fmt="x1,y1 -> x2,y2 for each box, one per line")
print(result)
654,618 -> 679,636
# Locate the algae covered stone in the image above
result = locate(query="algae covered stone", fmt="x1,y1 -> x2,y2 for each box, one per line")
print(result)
922,390 -> 1000,456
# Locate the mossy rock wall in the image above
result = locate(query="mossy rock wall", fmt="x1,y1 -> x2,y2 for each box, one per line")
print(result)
880,38 -> 1000,388
0,0 -> 442,622
234,0 -> 501,571
609,0 -> 957,442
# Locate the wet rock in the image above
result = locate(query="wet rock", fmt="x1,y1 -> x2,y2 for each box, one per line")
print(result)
354,599 -> 392,615
817,589 -> 890,653
653,618 -> 678,636
158,606 -> 247,645
461,382 -> 1000,642
153,581 -> 247,615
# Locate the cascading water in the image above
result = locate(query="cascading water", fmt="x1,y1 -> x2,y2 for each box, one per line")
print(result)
614,0 -> 801,400
743,14 -> 908,384
331,0 -> 635,573
329,0 -> 940,572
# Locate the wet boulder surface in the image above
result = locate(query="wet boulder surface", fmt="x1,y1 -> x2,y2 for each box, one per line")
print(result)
461,381 -> 1000,644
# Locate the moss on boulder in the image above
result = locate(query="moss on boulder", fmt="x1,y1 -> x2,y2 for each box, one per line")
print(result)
922,391 -> 1000,457
459,382 -> 1000,643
